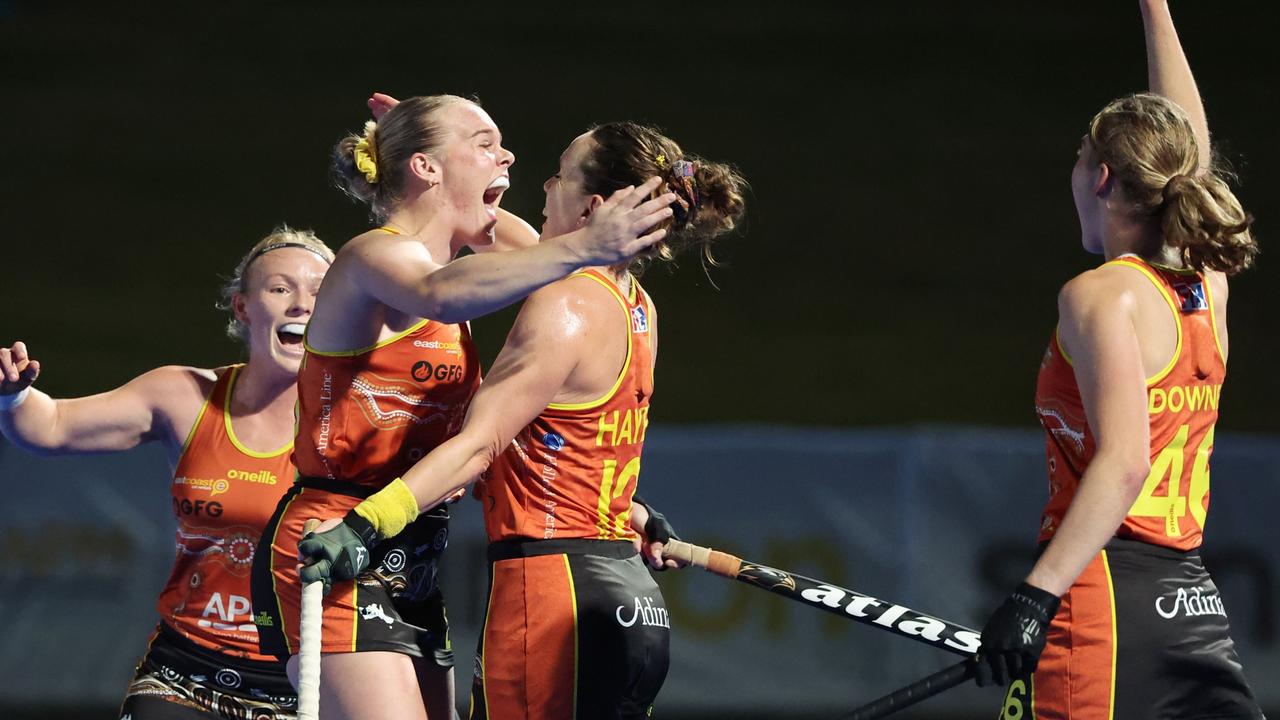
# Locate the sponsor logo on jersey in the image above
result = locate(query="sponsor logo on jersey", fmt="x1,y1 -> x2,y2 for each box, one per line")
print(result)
1173,280 -> 1209,312
199,593 -> 256,632
173,476 -> 231,497
631,304 -> 649,333
1155,586 -> 1227,619
254,611 -> 275,627
542,431 -> 565,451
412,338 -> 463,353
174,498 -> 224,517
225,468 -> 280,485
616,596 -> 670,629
411,360 -> 466,383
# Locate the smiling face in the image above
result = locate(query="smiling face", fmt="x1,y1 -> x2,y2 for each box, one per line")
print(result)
541,132 -> 599,239
426,102 -> 514,247
233,247 -> 330,375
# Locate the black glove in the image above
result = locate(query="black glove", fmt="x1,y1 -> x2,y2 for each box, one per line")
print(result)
633,494 -> 680,545
975,582 -> 1061,687
297,512 -> 379,594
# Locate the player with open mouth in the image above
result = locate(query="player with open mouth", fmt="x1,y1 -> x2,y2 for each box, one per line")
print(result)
252,93 -> 679,720
0,227 -> 335,720
295,109 -> 748,718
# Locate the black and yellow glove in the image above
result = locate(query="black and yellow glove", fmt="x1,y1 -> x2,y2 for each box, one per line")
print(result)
297,478 -> 420,594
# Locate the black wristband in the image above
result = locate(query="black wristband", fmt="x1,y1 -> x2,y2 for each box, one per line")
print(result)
342,509 -> 380,550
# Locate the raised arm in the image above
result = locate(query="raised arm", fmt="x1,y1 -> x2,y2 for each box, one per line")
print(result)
0,341 -> 208,458
348,179 -> 674,325
1142,0 -> 1211,170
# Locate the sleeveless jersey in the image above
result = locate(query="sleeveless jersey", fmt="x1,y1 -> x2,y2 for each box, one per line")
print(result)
157,365 -> 293,660
480,269 -> 656,542
293,318 -> 482,487
1035,255 -> 1226,551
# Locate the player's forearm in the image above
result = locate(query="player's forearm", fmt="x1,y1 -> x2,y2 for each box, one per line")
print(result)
1024,452 -> 1149,596
0,389 -> 72,454
400,429 -> 500,511
1141,0 -> 1211,169
410,241 -> 581,324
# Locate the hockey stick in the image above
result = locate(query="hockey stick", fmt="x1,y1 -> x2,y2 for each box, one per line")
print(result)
297,519 -> 323,720
838,659 -> 975,719
663,539 -> 981,657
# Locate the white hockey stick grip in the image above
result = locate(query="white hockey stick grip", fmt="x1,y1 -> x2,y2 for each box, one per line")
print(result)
297,519 -> 323,720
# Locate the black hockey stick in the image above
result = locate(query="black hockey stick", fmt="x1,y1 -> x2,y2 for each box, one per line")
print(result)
663,540 -> 980,657
838,659 -> 975,720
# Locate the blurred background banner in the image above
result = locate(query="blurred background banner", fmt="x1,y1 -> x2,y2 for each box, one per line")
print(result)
2,426 -> 1276,717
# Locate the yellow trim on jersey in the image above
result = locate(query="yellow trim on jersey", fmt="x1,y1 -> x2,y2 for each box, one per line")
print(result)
564,554 -> 580,720
176,368 -> 221,460
273,489 -> 301,655
547,272 -> 634,412
378,226 -> 402,235
1199,274 -> 1227,367
222,365 -> 293,459
1054,325 -> 1074,367
1102,549 -> 1118,720
1106,258 -> 1183,386
636,283 -> 656,386
303,319 -> 432,358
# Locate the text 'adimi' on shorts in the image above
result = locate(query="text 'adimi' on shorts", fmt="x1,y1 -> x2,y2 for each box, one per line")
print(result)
999,537 -> 1263,720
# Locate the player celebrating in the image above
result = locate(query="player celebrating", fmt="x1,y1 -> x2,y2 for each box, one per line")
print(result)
251,95 -> 678,720
294,121 -> 745,719
975,2 -> 1264,718
0,228 -> 334,720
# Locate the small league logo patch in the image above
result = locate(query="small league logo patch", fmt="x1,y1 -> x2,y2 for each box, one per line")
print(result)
1174,281 -> 1208,312
631,305 -> 649,333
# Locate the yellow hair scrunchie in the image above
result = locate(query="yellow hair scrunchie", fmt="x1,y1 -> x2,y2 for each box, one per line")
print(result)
353,120 -> 379,184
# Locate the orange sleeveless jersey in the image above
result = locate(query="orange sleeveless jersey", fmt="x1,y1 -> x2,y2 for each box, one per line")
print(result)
1035,255 -> 1226,551
293,319 -> 481,487
479,270 -> 655,542
157,365 -> 294,661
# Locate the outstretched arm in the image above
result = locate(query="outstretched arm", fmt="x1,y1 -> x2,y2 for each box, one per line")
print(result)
1142,0 -> 1211,170
0,341 -> 206,457
347,179 -> 674,325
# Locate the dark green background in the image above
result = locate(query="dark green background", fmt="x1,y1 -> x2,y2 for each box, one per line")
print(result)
4,0 -> 1277,431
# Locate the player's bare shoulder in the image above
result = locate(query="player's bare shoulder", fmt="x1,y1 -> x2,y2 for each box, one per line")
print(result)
523,273 -> 620,342
128,365 -> 219,446
1057,264 -> 1139,321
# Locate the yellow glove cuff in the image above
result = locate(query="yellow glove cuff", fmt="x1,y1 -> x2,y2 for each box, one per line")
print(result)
352,477 -> 420,539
